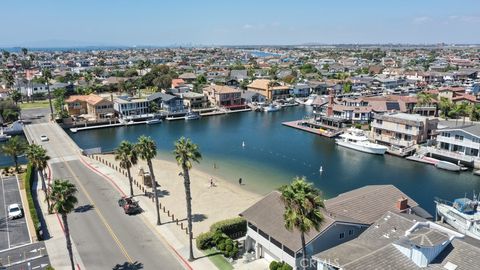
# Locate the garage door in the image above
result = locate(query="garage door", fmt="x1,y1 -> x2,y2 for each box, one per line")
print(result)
263,248 -> 279,263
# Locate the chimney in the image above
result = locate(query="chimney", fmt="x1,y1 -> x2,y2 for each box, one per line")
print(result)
326,89 -> 335,117
396,197 -> 408,211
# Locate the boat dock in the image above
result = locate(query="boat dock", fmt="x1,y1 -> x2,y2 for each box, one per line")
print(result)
70,121 -> 147,133
282,120 -> 342,138
166,108 -> 251,121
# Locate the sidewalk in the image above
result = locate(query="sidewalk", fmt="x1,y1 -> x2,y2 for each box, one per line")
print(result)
79,155 -> 219,270
37,171 -> 87,270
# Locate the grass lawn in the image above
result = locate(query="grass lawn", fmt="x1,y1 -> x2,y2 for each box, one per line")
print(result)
204,248 -> 233,270
19,100 -> 51,110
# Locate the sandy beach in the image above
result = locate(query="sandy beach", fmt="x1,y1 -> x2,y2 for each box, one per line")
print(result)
99,154 -> 262,237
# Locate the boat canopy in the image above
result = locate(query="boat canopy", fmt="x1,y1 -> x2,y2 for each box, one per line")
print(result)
453,198 -> 477,214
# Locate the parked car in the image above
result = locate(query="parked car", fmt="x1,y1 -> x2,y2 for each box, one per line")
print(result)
40,135 -> 49,142
8,203 -> 23,219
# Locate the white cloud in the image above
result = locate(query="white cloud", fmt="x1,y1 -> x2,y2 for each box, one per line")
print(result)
243,24 -> 254,29
449,15 -> 480,23
412,16 -> 431,24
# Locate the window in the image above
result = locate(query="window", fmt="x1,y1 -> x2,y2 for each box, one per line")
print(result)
284,246 -> 295,257
270,237 -> 282,249
339,232 -> 345,239
258,229 -> 269,240
455,135 -> 464,141
376,119 -> 383,125
349,229 -> 354,236
442,132 -> 451,138
247,222 -> 257,232
473,137 -> 480,143
405,125 -> 412,130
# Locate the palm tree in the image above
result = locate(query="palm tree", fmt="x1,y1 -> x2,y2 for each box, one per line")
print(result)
469,104 -> 480,122
135,136 -> 161,225
1,136 -> 27,172
279,177 -> 324,270
114,141 -> 138,197
26,144 -> 51,213
173,137 -> 202,261
439,97 -> 453,119
416,91 -> 434,106
48,179 -> 78,270
457,102 -> 470,125
2,70 -> 15,89
42,69 -> 54,120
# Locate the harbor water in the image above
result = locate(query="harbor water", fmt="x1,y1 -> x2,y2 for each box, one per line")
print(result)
67,106 -> 480,214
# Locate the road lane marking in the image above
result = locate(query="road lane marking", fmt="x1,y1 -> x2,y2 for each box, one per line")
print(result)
61,158 -> 134,264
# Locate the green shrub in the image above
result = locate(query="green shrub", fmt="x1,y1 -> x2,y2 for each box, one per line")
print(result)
45,266 -> 55,270
25,163 -> 42,240
269,261 -> 292,270
196,231 -> 214,250
212,230 -> 229,245
270,261 -> 279,270
210,217 -> 247,239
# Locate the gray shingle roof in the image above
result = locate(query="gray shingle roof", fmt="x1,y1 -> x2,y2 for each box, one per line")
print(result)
324,185 -> 421,225
240,191 -> 337,252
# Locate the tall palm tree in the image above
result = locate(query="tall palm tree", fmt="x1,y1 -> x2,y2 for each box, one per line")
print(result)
173,137 -> 202,261
26,144 -> 51,213
114,141 -> 138,197
135,136 -> 161,225
48,179 -> 78,270
416,91 -> 435,106
42,69 -> 54,120
457,102 -> 470,125
279,177 -> 324,270
1,136 -> 27,172
439,97 -> 453,119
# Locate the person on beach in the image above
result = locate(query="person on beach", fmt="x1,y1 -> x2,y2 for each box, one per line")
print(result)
210,177 -> 214,187
239,178 -> 242,185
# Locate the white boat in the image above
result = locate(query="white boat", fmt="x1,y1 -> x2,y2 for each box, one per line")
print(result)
435,195 -> 480,240
184,111 -> 200,120
435,160 -> 465,172
146,118 -> 162,125
263,104 -> 281,112
335,128 -> 388,155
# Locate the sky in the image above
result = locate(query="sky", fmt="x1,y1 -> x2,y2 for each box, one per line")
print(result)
1,0 -> 480,47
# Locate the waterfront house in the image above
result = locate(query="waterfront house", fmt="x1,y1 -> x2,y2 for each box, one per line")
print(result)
241,90 -> 266,104
247,79 -> 290,101
175,91 -> 208,109
291,83 -> 311,97
313,211 -> 477,270
203,85 -> 244,109
65,94 -> 114,120
431,122 -> 480,168
370,112 -> 438,155
113,96 -> 150,119
146,92 -> 184,113
240,185 -> 430,269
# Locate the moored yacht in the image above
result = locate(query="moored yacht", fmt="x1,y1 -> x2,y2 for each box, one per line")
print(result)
335,128 -> 388,155
263,104 -> 281,112
184,111 -> 200,120
435,195 -> 480,240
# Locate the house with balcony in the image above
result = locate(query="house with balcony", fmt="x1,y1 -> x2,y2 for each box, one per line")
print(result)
177,91 -> 208,109
240,185 -> 430,269
370,113 -> 438,156
431,122 -> 480,168
146,92 -> 185,113
65,94 -> 114,120
313,211 -> 476,270
247,79 -> 290,101
113,96 -> 150,119
203,85 -> 244,109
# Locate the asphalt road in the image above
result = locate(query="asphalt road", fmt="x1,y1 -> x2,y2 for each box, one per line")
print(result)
24,123 -> 185,270
0,175 -> 31,252
0,242 -> 50,269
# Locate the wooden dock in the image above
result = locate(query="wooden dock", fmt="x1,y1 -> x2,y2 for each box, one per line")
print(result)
166,108 -> 251,121
70,121 -> 147,132
282,120 -> 342,138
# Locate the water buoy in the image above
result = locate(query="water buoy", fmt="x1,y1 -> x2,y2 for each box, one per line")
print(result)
319,166 -> 323,173
242,141 -> 246,148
